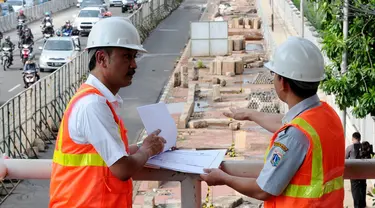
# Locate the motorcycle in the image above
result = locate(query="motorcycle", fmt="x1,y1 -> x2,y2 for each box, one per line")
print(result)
43,30 -> 54,43
23,69 -> 39,88
16,19 -> 25,37
21,44 -> 32,65
1,47 -> 12,71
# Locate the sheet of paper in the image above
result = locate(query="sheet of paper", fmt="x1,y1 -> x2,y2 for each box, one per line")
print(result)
137,102 -> 177,152
146,149 -> 227,174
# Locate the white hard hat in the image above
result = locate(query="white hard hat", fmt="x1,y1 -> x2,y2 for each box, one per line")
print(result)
86,17 -> 147,53
264,36 -> 325,82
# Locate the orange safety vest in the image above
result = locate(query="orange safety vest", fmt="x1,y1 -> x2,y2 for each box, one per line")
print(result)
263,102 -> 345,208
49,84 -> 132,208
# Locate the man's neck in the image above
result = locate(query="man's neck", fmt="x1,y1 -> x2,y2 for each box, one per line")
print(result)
91,71 -> 119,95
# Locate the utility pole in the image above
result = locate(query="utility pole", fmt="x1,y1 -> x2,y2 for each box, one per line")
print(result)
271,0 -> 274,31
300,0 -> 304,37
341,0 -> 349,135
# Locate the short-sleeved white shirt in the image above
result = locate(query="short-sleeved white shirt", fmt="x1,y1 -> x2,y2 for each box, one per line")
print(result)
68,74 -> 128,167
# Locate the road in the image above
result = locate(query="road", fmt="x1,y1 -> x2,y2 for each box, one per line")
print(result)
0,7 -> 80,105
1,0 -> 205,207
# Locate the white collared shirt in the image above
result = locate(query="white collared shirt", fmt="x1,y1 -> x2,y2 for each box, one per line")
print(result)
68,74 -> 128,167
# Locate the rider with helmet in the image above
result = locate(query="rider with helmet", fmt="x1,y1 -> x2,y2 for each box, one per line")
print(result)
22,53 -> 40,88
41,12 -> 53,32
1,36 -> 15,66
20,33 -> 34,56
22,25 -> 34,40
42,12 -> 53,25
61,20 -> 73,35
17,10 -> 27,21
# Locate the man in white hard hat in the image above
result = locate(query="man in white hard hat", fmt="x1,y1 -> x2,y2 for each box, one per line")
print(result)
201,37 -> 345,207
49,17 -> 166,208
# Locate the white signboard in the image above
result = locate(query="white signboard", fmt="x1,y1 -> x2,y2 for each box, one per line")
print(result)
190,21 -> 228,56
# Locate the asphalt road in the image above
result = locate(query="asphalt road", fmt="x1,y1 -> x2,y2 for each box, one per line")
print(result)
1,0 -> 206,207
0,6 -> 131,105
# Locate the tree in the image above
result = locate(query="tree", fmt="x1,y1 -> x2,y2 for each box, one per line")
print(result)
311,0 -> 375,118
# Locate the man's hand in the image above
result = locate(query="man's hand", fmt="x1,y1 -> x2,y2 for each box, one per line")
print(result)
200,168 -> 229,186
223,107 -> 254,121
139,129 -> 166,158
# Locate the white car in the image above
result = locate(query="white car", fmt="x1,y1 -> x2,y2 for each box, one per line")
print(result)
6,0 -> 24,12
39,37 -> 81,72
77,0 -> 83,7
109,0 -> 123,7
73,7 -> 105,36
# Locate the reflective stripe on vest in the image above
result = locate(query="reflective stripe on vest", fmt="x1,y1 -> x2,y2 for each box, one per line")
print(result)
52,87 -> 120,167
264,117 -> 344,198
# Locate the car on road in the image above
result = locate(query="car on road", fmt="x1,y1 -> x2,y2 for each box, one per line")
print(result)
38,37 -> 81,72
73,6 -> 105,36
121,0 -> 135,13
0,3 -> 14,16
109,0 -> 122,7
6,0 -> 24,12
80,0 -> 108,9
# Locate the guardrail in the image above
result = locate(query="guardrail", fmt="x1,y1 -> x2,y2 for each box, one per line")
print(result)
0,0 -> 181,203
0,0 -> 76,33
0,159 -> 374,207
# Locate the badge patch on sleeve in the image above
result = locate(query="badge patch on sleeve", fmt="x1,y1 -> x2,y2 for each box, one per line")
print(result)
270,150 -> 284,167
273,142 -> 289,152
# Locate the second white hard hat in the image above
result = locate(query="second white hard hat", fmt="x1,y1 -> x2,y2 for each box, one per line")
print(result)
86,17 -> 147,53
264,36 -> 325,82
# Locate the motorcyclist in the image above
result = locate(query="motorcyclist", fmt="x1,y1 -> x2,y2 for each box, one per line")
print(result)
22,25 -> 34,39
17,10 -> 27,22
20,33 -> 34,54
61,20 -> 73,35
43,22 -> 54,35
0,31 -> 3,45
42,12 -> 53,25
1,36 -> 15,66
41,12 -> 53,32
22,53 -> 40,88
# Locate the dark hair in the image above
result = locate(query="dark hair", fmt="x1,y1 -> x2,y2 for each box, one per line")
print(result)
360,141 -> 374,159
278,75 -> 319,99
352,132 -> 361,142
88,47 -> 113,71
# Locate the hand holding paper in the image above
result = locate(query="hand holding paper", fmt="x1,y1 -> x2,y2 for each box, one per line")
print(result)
139,129 -> 166,157
137,102 -> 177,152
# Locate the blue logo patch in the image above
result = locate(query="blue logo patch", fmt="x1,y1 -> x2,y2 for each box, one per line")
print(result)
270,153 -> 281,167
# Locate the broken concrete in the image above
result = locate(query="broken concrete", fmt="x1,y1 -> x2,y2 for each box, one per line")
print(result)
213,84 -> 222,102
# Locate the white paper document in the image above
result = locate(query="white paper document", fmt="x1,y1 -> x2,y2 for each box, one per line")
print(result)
137,102 -> 226,174
146,149 -> 227,174
137,102 -> 177,152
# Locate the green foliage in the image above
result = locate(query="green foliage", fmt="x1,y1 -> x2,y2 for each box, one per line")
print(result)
309,0 -> 375,118
197,60 -> 205,68
292,0 -> 325,30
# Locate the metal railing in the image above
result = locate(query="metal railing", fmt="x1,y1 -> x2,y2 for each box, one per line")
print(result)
1,159 -> 374,207
0,0 -> 76,33
0,0 -> 182,203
